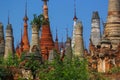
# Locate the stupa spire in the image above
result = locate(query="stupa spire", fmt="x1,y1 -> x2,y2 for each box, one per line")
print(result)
72,0 -> 78,49
25,0 -> 27,18
55,28 -> 58,41
8,11 -> 10,24
40,0 -> 54,60
4,15 -> 14,59
90,11 -> 101,47
66,28 -> 68,39
73,0 -> 78,21
42,0 -> 49,19
54,28 -> 59,52
23,0 -> 28,22
22,1 -> 30,52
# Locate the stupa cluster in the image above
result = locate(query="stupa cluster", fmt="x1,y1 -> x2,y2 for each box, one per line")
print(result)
0,0 -> 120,73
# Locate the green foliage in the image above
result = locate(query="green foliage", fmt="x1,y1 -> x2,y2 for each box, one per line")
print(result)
31,14 -> 43,25
3,53 -> 20,67
24,54 -> 41,79
39,57 -> 89,80
109,67 -> 120,73
24,54 -> 41,70
30,14 -> 49,27
42,18 -> 50,25
0,56 -> 15,79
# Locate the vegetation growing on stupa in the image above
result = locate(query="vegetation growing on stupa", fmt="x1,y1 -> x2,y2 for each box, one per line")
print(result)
30,14 -> 50,28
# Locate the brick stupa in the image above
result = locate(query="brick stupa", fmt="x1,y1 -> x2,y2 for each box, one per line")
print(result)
40,0 -> 54,60
22,2 -> 30,52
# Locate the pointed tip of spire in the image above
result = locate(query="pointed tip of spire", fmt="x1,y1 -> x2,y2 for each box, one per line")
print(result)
8,11 -> 10,24
73,0 -> 78,21
73,15 -> 78,21
42,0 -> 49,2
23,0 -> 28,21
25,0 -> 27,16
92,11 -> 100,19
21,29 -> 22,38
42,0 -> 49,4
55,28 -> 58,41
66,28 -> 68,39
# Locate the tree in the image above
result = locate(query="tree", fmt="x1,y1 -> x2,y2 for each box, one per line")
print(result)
24,54 -> 41,79
0,55 -> 15,80
3,53 -> 20,67
39,56 -> 89,80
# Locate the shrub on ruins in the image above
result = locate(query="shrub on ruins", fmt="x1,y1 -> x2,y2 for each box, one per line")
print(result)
38,55 -> 89,80
3,53 -> 21,67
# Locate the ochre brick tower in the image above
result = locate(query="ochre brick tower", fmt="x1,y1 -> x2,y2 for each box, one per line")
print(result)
22,3 -> 30,52
40,0 -> 54,60
104,0 -> 120,49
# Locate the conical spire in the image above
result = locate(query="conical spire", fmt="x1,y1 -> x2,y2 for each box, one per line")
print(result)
55,28 -> 59,52
55,28 -> 58,41
66,28 -> 68,39
42,0 -> 48,4
73,0 -> 78,21
72,0 -> 78,49
4,15 -> 14,59
23,0 -> 28,22
92,11 -> 100,19
90,11 -> 101,47
42,0 -> 49,19
40,0 -> 54,60
22,1 -> 30,52
8,11 -> 10,24
61,36 -> 64,49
